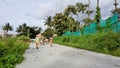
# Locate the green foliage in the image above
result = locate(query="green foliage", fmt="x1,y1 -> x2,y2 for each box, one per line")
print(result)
0,37 -> 29,68
46,13 -> 77,36
42,28 -> 54,39
44,16 -> 52,28
44,2 -> 93,36
94,7 -> 101,24
82,18 -> 94,24
18,35 -> 30,43
16,23 -> 42,38
64,5 -> 77,16
54,32 -> 120,57
29,26 -> 42,38
111,8 -> 120,14
2,22 -> 13,32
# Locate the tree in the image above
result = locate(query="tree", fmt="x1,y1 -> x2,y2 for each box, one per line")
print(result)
86,10 -> 94,18
86,0 -> 94,18
16,23 -> 42,38
44,16 -> 53,28
48,13 -> 77,36
64,3 -> 89,31
83,18 -> 94,24
52,13 -> 69,36
76,3 -> 88,20
16,23 -> 29,36
94,0 -> 101,24
75,2 -> 83,30
94,0 -> 102,32
83,0 -> 94,25
42,28 -> 54,39
29,26 -> 42,38
2,22 -> 13,33
64,5 -> 77,17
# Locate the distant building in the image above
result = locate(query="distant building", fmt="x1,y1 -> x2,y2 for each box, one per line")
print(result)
0,30 -> 15,38
0,30 -> 7,37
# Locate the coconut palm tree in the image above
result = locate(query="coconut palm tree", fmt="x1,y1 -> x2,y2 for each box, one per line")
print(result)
16,23 -> 29,36
44,16 -> 52,28
2,22 -> 13,33
16,23 -> 42,38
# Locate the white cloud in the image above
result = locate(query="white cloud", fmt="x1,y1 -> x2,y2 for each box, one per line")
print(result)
35,0 -> 65,19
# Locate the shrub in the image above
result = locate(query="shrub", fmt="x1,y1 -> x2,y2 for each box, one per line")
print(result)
0,36 -> 29,68
54,32 -> 120,57
18,35 -> 30,43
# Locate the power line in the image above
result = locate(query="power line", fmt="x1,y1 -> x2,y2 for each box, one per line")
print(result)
2,0 -> 10,6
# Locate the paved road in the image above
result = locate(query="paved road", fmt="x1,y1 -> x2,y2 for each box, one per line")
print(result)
16,43 -> 120,68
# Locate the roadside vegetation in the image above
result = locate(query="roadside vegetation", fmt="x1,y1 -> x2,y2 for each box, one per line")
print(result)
0,36 -> 30,68
54,32 -> 120,57
0,0 -> 120,67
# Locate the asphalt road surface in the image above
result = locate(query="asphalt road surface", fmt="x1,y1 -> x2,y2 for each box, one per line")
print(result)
16,43 -> 120,68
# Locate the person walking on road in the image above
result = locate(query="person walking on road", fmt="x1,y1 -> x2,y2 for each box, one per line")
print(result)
35,35 -> 40,49
49,36 -> 53,47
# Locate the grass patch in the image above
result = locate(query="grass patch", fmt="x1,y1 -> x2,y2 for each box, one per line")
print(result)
54,32 -> 120,57
0,36 -> 30,68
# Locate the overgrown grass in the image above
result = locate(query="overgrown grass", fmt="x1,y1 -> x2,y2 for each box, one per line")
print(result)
0,36 -> 30,68
54,32 -> 120,57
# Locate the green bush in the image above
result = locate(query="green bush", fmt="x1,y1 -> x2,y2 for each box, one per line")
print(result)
0,37 -> 29,68
54,32 -> 120,57
18,35 -> 30,43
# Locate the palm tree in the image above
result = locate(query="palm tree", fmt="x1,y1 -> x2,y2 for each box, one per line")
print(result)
16,23 -> 29,36
3,22 -> 13,33
44,16 -> 52,28
16,23 -> 42,37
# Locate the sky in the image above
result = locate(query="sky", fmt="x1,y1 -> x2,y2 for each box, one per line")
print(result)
0,0 -> 120,34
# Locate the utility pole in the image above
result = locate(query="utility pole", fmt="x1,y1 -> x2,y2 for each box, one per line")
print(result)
27,29 -> 30,37
3,0 -> 10,6
114,0 -> 118,11
97,0 -> 99,7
